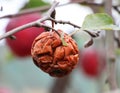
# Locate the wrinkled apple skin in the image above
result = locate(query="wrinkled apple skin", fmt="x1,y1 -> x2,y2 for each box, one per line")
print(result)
6,13 -> 44,57
31,30 -> 79,77
80,48 -> 106,77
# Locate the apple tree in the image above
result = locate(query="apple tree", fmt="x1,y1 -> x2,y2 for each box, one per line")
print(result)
0,0 -> 120,93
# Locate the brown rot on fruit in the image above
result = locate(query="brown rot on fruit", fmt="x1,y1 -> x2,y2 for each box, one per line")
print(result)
31,29 -> 79,77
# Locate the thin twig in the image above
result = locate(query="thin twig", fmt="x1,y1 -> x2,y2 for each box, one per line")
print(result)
0,0 -> 96,40
49,17 -> 101,38
36,22 -> 57,31
0,0 -> 119,19
0,1 -> 59,40
0,1 -> 83,19
49,17 -> 81,29
0,5 -> 51,19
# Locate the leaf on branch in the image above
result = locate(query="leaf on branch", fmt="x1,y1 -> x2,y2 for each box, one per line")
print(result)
72,29 -> 92,49
82,13 -> 120,31
23,0 -> 49,9
98,24 -> 120,30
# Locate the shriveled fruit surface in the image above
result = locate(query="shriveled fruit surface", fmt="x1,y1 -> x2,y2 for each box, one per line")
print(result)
31,30 -> 79,77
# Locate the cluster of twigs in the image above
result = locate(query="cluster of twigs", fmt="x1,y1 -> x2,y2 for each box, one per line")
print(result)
0,0 -> 120,41
0,1 -> 100,41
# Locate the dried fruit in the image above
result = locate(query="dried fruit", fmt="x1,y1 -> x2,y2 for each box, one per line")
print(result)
31,30 -> 79,77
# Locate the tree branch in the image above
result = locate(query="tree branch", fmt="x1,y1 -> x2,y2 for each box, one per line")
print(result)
0,5 -> 51,19
0,1 -> 59,40
0,0 -> 119,19
0,0 -> 96,40
0,1 -> 84,19
104,0 -> 118,90
49,17 -> 81,29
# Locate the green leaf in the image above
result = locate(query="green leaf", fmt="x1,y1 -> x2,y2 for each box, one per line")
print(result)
82,13 -> 120,31
72,30 -> 92,49
98,24 -> 120,30
22,0 -> 49,9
